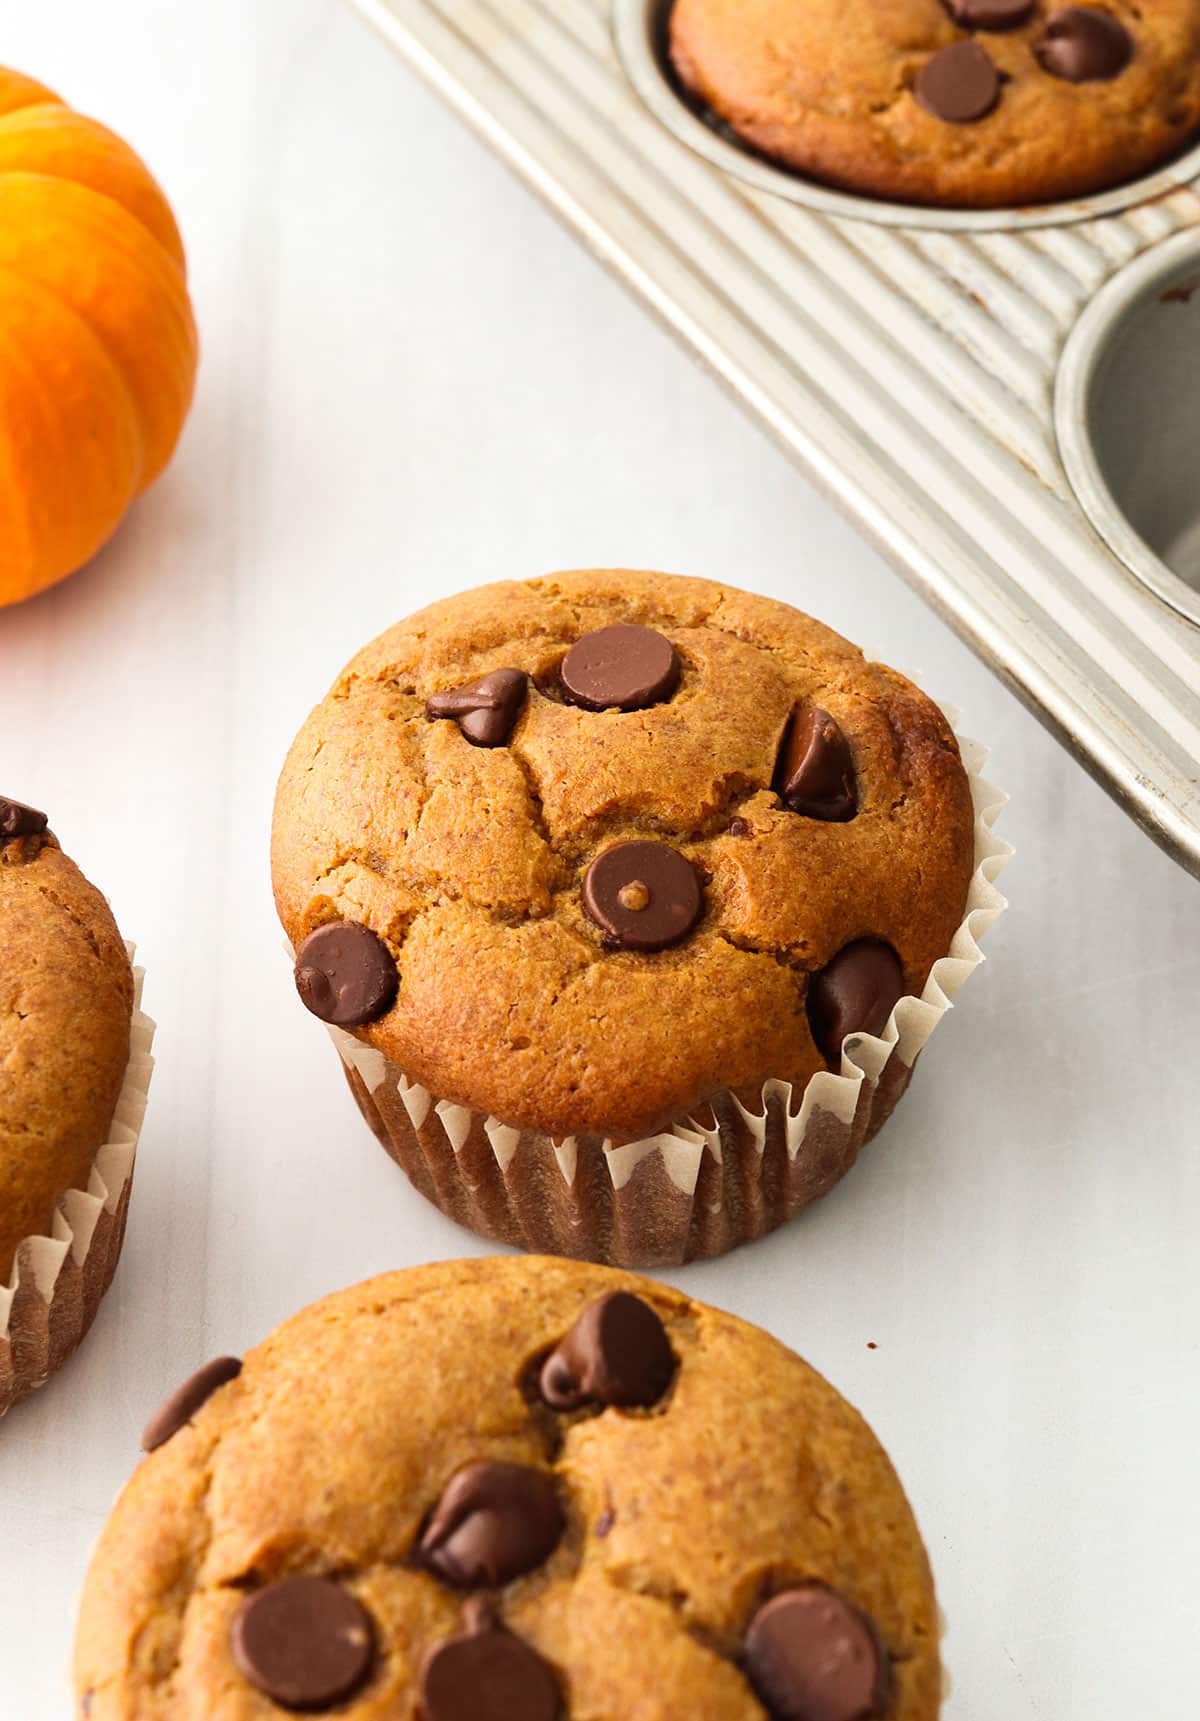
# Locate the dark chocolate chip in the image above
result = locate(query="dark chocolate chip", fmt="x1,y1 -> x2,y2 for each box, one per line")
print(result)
231,1578 -> 375,1711
744,1586 -> 890,1721
294,921 -> 398,1028
583,841 -> 703,952
808,940 -> 906,1064
560,624 -> 680,712
142,1356 -> 242,1452
946,0 -> 1034,26
1036,7 -> 1132,80
425,668 -> 528,748
728,818 -> 750,837
0,797 -> 48,842
914,41 -> 1001,123
419,1462 -> 565,1588
419,1600 -> 560,1721
539,1291 -> 675,1412
775,707 -> 857,822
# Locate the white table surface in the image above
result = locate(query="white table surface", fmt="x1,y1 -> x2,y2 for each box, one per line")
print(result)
2,3 -> 1197,1716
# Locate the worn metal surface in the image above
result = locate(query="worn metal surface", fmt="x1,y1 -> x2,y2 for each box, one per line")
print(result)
347,0 -> 1200,877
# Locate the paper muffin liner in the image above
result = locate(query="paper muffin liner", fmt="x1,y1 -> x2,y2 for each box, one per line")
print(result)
0,946 -> 154,1417
320,707 -> 1009,1268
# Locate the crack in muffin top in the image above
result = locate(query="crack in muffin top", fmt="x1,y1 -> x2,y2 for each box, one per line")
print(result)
271,571 -> 974,1141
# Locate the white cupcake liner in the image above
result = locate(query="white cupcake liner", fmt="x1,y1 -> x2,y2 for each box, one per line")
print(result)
0,946 -> 154,1416
322,702 -> 1010,1268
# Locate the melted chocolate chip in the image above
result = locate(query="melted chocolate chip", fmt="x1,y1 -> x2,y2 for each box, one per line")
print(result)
0,797 -> 47,842
914,41 -> 1001,123
294,922 -> 398,1028
946,0 -> 1033,26
142,1356 -> 242,1452
425,668 -> 528,748
744,1587 -> 890,1721
1036,7 -> 1133,80
419,1462 -> 565,1588
808,940 -> 906,1064
231,1578 -> 375,1711
583,841 -> 703,952
419,1601 -> 560,1721
560,625 -> 680,712
728,818 -> 750,837
775,707 -> 857,822
539,1292 -> 676,1412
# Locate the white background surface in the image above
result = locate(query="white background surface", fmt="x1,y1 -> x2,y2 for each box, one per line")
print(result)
1,2 -> 1197,1716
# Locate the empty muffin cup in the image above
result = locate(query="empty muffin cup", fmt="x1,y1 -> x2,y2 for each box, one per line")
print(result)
1057,228 -> 1200,627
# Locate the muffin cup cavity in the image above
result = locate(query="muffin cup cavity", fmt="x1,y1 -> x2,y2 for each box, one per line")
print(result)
0,947 -> 154,1416
320,715 -> 1009,1268
616,0 -> 1200,232
1055,228 -> 1200,628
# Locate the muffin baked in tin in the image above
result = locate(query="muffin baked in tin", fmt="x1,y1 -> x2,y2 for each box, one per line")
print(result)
669,0 -> 1200,209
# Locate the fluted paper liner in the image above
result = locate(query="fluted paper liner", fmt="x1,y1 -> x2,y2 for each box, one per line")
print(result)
324,707 -> 1009,1267
0,947 -> 154,1416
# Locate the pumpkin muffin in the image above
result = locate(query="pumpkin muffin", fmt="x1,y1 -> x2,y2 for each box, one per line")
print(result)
75,1255 -> 943,1719
668,0 -> 1200,209
0,795 -> 140,1411
272,570 -> 1003,1264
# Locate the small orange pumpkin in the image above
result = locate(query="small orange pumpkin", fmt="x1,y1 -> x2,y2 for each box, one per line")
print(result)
0,68 -> 198,607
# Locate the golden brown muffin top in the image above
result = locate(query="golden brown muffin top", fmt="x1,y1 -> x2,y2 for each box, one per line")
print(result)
75,1256 -> 941,1720
271,571 -> 974,1141
0,801 -> 132,1278
669,0 -> 1200,209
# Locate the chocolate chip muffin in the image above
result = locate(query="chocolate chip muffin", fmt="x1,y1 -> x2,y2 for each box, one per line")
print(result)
272,569 -> 1002,1266
0,795 -> 146,1414
669,0 -> 1200,208
75,1256 -> 942,1719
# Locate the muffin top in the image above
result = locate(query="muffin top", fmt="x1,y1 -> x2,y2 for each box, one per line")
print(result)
75,1255 -> 941,1720
0,798 -> 132,1278
272,571 -> 974,1141
669,0 -> 1200,209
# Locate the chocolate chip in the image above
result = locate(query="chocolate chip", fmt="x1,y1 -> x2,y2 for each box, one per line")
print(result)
1036,7 -> 1132,80
419,1600 -> 560,1721
560,624 -> 680,712
142,1356 -> 242,1452
744,1587 -> 889,1721
914,41 -> 1001,123
595,1507 -> 616,1537
775,707 -> 857,822
945,0 -> 1033,26
728,818 -> 750,837
231,1578 -> 375,1711
419,1462 -> 565,1588
426,668 -> 528,748
808,940 -> 905,1064
0,797 -> 48,842
294,921 -> 398,1028
539,1291 -> 675,1412
583,841 -> 703,952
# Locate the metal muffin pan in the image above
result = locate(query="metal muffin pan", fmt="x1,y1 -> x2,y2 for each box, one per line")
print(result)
347,0 -> 1200,878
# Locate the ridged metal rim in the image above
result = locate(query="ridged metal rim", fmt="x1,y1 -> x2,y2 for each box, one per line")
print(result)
1055,229 -> 1200,630
614,0 -> 1200,233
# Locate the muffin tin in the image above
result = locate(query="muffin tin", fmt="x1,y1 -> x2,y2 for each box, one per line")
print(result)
347,0 -> 1200,878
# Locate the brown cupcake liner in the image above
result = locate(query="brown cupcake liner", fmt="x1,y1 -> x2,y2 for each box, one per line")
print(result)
0,948 -> 154,1417
324,714 -> 1010,1269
